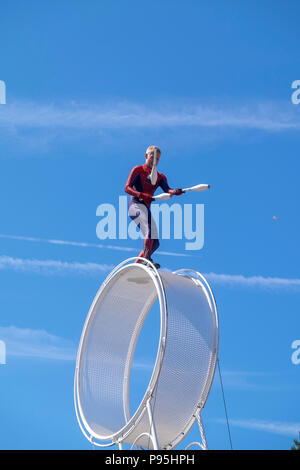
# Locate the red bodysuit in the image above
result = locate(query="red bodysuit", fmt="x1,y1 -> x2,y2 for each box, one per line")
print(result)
125,164 -> 171,207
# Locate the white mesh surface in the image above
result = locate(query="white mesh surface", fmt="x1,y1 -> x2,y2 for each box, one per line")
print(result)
75,262 -> 218,449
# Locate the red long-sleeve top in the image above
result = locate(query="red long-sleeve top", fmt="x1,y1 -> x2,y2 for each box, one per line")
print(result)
125,164 -> 171,208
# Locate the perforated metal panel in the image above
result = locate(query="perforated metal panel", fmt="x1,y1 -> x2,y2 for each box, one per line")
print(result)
74,258 -> 219,449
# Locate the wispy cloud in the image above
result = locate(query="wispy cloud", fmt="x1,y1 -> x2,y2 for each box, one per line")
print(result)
0,325 -> 76,361
204,272 -> 300,290
215,418 -> 300,437
219,370 -> 273,391
0,254 -> 113,276
0,99 -> 299,133
217,370 -> 300,392
0,253 -> 299,291
0,233 -> 190,258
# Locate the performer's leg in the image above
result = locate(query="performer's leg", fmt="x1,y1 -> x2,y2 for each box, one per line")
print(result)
143,238 -> 154,260
143,208 -> 160,260
128,202 -> 160,263
128,202 -> 151,262
136,240 -> 159,261
150,238 -> 160,257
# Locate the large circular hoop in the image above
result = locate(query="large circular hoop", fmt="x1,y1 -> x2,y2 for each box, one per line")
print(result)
74,259 -> 219,449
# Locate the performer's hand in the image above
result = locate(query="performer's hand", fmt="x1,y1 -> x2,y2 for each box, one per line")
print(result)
169,188 -> 184,196
138,192 -> 154,205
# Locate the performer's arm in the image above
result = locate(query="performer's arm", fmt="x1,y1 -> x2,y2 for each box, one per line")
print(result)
160,175 -> 183,196
159,175 -> 171,193
124,167 -> 141,198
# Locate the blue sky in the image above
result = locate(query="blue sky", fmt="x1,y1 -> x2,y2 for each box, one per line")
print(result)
0,0 -> 300,450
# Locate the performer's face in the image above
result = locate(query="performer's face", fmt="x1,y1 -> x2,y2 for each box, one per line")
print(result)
145,151 -> 161,168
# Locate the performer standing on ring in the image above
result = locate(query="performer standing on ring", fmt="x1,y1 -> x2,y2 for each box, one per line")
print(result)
125,145 -> 183,269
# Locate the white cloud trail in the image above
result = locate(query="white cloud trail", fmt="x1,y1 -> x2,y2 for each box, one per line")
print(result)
0,253 -> 299,291
0,325 -> 76,361
0,233 -> 190,258
204,272 -> 300,290
215,418 -> 300,437
0,254 -> 113,276
0,100 -> 299,132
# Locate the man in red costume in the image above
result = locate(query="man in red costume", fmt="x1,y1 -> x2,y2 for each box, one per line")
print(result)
125,146 -> 183,268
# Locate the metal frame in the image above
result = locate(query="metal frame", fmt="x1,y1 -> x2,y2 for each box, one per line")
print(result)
74,259 -> 219,450
74,257 -> 167,449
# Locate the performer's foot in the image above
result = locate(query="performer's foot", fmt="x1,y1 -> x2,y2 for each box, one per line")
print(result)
136,257 -> 160,269
150,258 -> 160,269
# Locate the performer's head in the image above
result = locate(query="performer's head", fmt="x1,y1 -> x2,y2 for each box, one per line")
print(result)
145,145 -> 161,168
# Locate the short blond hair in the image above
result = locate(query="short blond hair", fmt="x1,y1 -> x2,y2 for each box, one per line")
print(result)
146,145 -> 161,155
